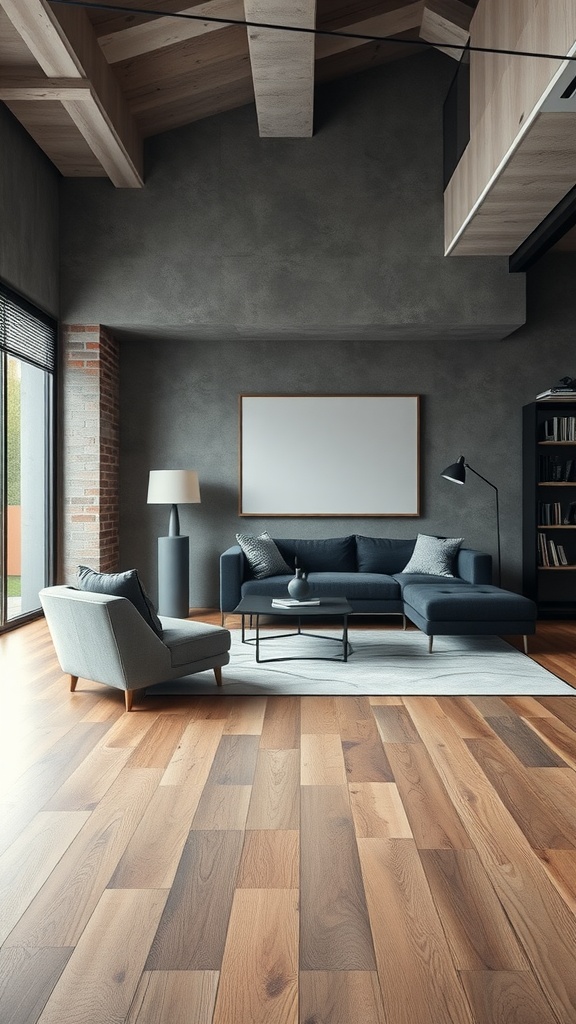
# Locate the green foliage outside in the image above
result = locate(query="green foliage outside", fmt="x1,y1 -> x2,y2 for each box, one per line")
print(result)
7,358 -> 21,505
7,576 -> 21,597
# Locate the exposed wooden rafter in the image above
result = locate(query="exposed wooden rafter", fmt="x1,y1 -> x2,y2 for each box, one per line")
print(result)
316,2 -> 424,60
420,0 -> 474,60
244,0 -> 316,137
98,0 -> 244,63
0,0 -> 143,186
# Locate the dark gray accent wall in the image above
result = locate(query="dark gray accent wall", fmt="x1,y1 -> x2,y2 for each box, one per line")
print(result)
0,105 -> 59,316
60,52 -> 524,340
119,251 -> 576,608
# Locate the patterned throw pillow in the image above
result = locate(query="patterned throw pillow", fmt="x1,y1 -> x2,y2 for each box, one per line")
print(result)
236,531 -> 293,579
76,565 -> 163,636
401,534 -> 463,577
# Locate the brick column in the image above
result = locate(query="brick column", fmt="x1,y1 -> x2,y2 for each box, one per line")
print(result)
61,325 -> 120,582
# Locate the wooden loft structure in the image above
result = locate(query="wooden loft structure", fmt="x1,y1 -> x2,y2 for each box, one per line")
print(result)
0,0 -> 575,261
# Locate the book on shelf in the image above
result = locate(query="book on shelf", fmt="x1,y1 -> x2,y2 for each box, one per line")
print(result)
563,501 -> 576,524
271,598 -> 321,607
557,544 -> 569,566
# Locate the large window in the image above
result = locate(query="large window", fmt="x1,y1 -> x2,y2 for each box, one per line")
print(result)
1,284 -> 55,630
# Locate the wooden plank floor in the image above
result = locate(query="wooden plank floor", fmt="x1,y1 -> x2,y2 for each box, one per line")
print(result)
2,616 -> 576,1023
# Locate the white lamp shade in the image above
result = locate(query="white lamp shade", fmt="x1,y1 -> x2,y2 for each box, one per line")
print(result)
147,470 -> 201,504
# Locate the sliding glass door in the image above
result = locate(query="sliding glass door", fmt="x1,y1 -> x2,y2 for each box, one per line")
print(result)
1,285 -> 55,630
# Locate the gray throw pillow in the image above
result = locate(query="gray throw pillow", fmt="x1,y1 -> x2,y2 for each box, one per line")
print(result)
401,534 -> 463,577
76,565 -> 163,637
236,531 -> 292,579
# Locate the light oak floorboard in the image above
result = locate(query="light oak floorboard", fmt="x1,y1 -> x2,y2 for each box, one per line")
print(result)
237,830 -> 299,889
0,812 -> 89,945
246,749 -> 300,830
212,889 -> 298,1024
126,970 -> 219,1024
36,888 -> 167,1024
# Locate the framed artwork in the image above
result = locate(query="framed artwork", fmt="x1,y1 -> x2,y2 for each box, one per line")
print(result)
239,394 -> 420,516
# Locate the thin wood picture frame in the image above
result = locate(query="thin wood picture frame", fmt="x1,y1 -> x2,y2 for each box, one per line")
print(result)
239,394 -> 420,517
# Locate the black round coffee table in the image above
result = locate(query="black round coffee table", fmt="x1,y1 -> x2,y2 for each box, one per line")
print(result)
233,596 -> 353,663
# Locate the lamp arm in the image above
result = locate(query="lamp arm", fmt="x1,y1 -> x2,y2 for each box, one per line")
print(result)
465,463 -> 501,587
464,463 -> 497,493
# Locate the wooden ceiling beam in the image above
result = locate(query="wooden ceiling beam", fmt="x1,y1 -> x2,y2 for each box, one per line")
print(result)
244,0 -> 316,137
98,0 -> 244,64
419,0 -> 474,60
0,0 -> 143,186
316,2 -> 424,59
0,76 -> 91,101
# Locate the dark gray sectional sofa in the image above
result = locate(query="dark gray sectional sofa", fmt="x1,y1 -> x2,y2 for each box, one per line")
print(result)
220,535 -> 491,615
220,535 -> 537,650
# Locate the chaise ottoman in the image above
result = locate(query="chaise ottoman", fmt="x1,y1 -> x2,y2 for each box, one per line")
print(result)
401,583 -> 537,653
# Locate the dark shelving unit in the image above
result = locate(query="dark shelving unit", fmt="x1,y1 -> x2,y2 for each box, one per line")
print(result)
523,401 -> 576,617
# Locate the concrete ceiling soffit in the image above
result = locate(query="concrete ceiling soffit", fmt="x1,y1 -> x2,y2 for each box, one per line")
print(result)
0,0 -> 143,186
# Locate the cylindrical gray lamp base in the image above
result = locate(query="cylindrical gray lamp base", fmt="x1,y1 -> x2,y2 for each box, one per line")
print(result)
158,535 -> 190,618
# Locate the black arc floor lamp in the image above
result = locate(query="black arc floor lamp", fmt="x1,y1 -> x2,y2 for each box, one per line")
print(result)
441,456 -> 501,588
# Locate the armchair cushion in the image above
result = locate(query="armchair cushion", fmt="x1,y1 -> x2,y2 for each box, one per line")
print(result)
76,565 -> 163,637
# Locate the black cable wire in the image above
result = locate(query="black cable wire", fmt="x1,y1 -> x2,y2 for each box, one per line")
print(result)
50,0 -> 576,63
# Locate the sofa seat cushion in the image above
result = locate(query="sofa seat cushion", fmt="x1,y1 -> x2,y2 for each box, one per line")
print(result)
160,618 -> 231,668
402,584 -> 537,623
393,573 -> 468,592
242,572 -> 400,601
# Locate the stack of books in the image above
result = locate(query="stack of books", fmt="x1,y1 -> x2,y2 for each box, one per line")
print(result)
271,598 -> 321,608
537,382 -> 576,401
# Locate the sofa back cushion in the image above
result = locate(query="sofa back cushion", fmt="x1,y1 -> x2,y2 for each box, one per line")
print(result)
355,536 -> 416,574
275,536 -> 356,573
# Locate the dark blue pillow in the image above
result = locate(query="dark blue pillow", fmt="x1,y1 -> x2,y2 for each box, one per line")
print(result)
275,536 -> 356,573
76,565 -> 163,637
355,536 -> 416,574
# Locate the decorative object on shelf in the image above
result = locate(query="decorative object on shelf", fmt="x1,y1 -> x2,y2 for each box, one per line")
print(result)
441,456 -> 501,587
147,469 -> 201,618
287,566 -> 311,600
537,376 -> 576,401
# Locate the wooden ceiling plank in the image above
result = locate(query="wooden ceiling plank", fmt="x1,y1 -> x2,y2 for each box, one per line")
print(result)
244,0 -> 316,137
316,2 -> 424,59
99,0 -> 244,63
0,0 -> 143,186
0,76 -> 91,101
420,0 -> 474,60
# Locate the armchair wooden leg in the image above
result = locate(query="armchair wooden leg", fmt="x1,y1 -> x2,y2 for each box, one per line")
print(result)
214,666 -> 223,687
125,689 -> 135,712
69,674 -> 78,692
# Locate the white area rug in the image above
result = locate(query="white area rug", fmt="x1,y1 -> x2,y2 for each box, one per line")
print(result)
148,628 -> 574,696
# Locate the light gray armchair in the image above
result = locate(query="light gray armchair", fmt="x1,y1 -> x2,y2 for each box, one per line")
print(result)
40,586 -> 231,711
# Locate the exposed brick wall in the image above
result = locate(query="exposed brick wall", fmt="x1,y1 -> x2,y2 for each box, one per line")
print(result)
61,324 -> 120,581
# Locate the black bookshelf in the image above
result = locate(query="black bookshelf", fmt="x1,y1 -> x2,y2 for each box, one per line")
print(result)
523,401 -> 576,617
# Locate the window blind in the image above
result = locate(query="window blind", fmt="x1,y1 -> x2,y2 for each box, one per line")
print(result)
0,282 -> 56,372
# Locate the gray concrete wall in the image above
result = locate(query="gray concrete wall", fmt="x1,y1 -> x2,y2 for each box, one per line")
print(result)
118,252 -> 576,608
60,51 -> 524,340
0,105 -> 59,315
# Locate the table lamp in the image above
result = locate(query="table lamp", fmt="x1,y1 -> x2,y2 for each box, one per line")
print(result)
147,469 -> 201,617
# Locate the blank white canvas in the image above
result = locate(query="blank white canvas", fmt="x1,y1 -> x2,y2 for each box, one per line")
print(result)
240,395 -> 419,515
